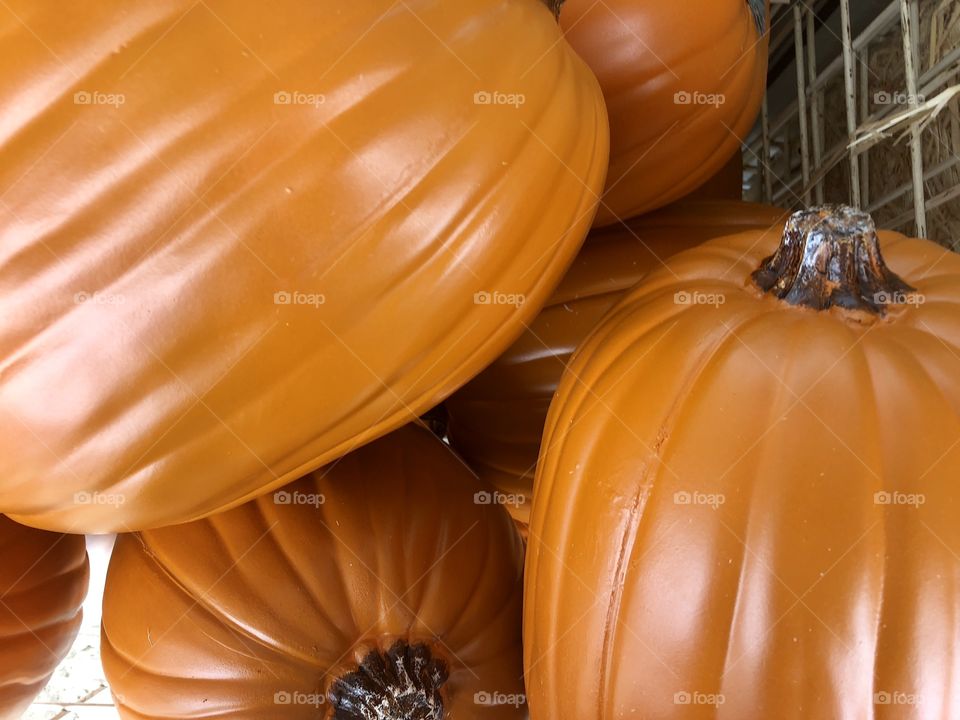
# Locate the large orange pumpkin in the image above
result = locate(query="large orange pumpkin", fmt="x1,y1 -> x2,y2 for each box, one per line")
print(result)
0,0 -> 607,533
446,200 -> 786,534
525,206 -> 960,718
0,516 -> 88,717
560,0 -> 768,224
102,424 -> 525,719
684,151 -> 744,201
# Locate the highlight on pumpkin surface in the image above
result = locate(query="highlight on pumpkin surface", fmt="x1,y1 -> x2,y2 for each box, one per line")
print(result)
0,0 -> 609,535
100,424 -> 526,720
524,205 -> 960,719
2,0 -> 958,718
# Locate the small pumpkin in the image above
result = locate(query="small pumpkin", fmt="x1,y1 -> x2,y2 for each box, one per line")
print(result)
560,0 -> 768,224
525,206 -> 960,718
0,516 -> 88,718
446,200 -> 786,534
102,424 -> 525,719
0,0 -> 607,533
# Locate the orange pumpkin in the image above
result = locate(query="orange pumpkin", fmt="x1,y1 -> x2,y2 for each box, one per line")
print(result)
102,424 -> 525,719
0,516 -> 88,717
685,151 -> 744,201
525,206 -> 960,718
446,200 -> 786,534
0,0 -> 607,533
560,0 -> 768,224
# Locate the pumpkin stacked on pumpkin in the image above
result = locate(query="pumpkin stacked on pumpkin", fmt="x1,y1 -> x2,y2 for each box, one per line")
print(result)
2,1 -> 958,720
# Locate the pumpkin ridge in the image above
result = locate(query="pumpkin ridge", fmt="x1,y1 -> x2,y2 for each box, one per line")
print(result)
578,305 -> 772,709
0,4 -> 179,149
854,328 -> 891,717
712,312 -> 833,697
625,305 -> 797,677
131,528 -> 316,667
0,613 -> 82,645
252,496 -> 352,650
597,483 -> 647,720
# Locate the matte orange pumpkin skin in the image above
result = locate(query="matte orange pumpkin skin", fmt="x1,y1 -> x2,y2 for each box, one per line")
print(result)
102,424 -> 525,720
560,0 -> 768,224
525,213 -> 960,718
446,201 -> 786,533
0,0 -> 608,533
0,516 -> 88,718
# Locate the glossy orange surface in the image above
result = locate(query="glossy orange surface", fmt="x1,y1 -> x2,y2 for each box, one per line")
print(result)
0,0 -> 608,533
0,516 -> 88,718
446,201 -> 786,533
560,0 -> 768,224
524,210 -> 960,718
685,152 -> 745,201
102,424 -> 525,719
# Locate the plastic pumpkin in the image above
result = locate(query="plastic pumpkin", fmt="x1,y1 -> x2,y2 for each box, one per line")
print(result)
102,424 -> 525,719
525,206 -> 960,718
560,0 -> 768,224
0,516 -> 88,718
685,151 -> 744,201
0,0 -> 608,533
446,200 -> 786,534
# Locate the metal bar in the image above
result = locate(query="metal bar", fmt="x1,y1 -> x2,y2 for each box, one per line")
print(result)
806,6 -> 825,203
755,0 -> 900,143
793,4 -> 811,204
900,0 -> 927,237
840,0 -> 861,207
865,156 -> 960,213
858,47 -> 870,208
761,95 -> 773,203
810,1 -> 900,92
749,42 -> 960,154
887,185 -> 960,232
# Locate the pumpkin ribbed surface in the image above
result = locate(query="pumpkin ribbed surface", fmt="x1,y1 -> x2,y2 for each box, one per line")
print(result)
447,201 -> 787,533
0,0 -> 608,533
560,0 -> 768,224
102,425 -> 525,719
0,516 -> 88,717
525,211 -> 960,718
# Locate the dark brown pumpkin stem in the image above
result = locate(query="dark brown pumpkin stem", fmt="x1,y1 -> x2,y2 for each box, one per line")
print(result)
752,205 -> 916,315
542,0 -> 563,20
328,641 -> 448,720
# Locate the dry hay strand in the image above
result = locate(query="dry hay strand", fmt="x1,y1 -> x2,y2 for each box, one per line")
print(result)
823,0 -> 960,249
